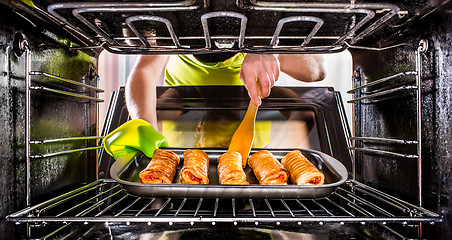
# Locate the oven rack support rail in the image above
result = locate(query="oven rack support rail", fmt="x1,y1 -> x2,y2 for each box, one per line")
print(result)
6,179 -> 441,226
19,40 -> 104,207
346,41 -> 428,208
40,1 -> 400,54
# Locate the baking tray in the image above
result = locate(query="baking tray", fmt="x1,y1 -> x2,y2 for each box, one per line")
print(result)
110,148 -> 348,199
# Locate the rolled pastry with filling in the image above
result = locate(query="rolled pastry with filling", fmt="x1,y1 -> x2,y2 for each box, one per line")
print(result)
139,149 -> 180,184
248,150 -> 288,185
281,150 -> 324,185
180,149 -> 210,184
217,152 -> 249,185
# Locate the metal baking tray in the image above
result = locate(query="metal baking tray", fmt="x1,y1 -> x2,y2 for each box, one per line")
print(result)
110,148 -> 348,199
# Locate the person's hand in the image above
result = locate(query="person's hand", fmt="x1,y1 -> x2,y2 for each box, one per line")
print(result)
239,54 -> 280,106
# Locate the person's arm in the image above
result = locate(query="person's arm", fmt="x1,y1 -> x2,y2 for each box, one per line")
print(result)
278,54 -> 325,82
125,55 -> 170,128
239,53 -> 325,106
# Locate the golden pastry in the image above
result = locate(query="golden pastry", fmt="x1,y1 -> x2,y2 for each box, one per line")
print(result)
248,150 -> 288,185
281,150 -> 324,185
217,152 -> 249,185
139,149 -> 180,184
180,149 -> 210,184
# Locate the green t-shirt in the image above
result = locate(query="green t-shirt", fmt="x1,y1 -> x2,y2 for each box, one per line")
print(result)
164,53 -> 246,86
162,53 -> 270,148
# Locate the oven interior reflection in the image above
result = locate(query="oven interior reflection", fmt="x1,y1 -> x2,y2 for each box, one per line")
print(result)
157,109 -> 320,150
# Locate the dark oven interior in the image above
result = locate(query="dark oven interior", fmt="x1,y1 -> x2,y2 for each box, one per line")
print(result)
1,0 -> 451,239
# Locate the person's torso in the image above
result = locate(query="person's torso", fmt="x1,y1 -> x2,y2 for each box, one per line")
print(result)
164,53 -> 246,86
162,53 -> 271,148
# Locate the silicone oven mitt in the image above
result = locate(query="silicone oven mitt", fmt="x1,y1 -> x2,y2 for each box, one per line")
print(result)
103,119 -> 168,160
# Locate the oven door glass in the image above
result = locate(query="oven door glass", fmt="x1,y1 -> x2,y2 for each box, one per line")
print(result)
157,109 -> 320,150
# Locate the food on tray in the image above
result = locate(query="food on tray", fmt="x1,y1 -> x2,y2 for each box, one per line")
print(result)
217,152 -> 249,185
180,149 -> 210,184
248,150 -> 289,185
281,150 -> 325,185
139,149 -> 180,184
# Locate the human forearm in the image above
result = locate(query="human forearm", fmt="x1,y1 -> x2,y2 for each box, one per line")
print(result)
125,69 -> 158,127
125,55 -> 169,128
277,54 -> 325,82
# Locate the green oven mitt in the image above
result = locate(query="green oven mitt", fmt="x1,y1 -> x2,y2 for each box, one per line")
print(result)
103,119 -> 168,160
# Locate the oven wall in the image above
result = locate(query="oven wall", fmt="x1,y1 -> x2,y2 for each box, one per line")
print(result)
349,3 -> 452,238
0,5 -> 98,236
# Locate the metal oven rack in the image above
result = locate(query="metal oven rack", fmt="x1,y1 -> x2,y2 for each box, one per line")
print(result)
346,40 -> 428,207
7,179 -> 441,239
39,0 -> 400,54
19,40 -> 104,207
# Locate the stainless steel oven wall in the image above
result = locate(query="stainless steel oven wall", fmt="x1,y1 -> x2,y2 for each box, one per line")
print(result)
0,3 -> 99,237
349,3 -> 452,238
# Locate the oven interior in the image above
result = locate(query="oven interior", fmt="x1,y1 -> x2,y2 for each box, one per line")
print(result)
1,0 -> 451,239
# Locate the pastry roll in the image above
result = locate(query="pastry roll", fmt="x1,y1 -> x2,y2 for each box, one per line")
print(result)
180,149 -> 210,184
217,152 -> 249,185
248,150 -> 288,185
281,150 -> 324,185
139,149 -> 180,184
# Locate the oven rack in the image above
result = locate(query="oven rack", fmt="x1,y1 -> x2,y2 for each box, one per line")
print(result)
27,70 -> 104,158
39,0 -> 400,54
345,41 -> 427,206
20,43 -> 104,206
28,69 -> 104,102
7,179 -> 441,227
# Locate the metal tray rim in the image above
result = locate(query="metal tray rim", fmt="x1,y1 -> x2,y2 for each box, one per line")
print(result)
110,148 -> 348,198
